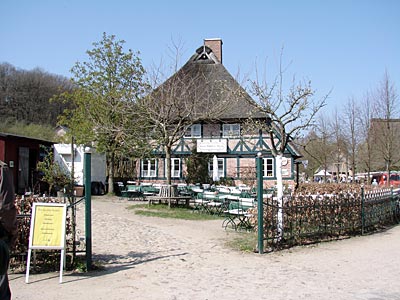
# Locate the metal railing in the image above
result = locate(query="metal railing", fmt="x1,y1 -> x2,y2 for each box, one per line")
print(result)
261,187 -> 400,250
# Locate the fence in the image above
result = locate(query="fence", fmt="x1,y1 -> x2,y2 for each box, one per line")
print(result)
261,187 -> 400,250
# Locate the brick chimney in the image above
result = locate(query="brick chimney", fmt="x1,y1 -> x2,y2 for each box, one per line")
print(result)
204,38 -> 223,63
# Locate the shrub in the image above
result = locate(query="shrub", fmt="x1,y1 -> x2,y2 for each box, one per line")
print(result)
249,183 -> 399,251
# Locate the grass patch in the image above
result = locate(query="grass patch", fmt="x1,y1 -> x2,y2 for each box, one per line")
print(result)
226,232 -> 257,252
127,203 -> 222,220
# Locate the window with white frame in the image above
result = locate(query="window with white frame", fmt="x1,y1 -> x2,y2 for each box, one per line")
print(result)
168,158 -> 181,178
141,159 -> 156,177
222,123 -> 240,137
263,158 -> 274,177
208,158 -> 224,178
184,124 -> 201,138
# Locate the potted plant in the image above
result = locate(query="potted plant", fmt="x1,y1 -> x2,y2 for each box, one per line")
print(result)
37,149 -> 72,197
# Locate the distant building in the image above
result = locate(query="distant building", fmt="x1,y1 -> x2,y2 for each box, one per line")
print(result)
54,126 -> 107,195
369,118 -> 400,170
53,143 -> 107,194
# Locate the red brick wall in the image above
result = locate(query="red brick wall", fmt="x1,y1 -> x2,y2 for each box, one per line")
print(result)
225,158 -> 237,177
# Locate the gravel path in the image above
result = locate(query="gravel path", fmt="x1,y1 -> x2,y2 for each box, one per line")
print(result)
10,196 -> 400,300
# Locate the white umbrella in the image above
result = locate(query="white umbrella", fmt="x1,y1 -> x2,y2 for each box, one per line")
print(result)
212,155 -> 220,182
314,170 -> 332,176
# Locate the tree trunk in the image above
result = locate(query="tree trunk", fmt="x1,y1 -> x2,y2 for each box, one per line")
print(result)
386,162 -> 390,187
275,153 -> 284,239
108,152 -> 115,194
165,146 -> 172,185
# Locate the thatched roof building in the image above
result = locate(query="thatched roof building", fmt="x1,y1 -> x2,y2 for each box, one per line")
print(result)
151,38 -> 265,122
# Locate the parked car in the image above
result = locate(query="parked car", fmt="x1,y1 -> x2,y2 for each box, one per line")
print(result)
371,172 -> 400,186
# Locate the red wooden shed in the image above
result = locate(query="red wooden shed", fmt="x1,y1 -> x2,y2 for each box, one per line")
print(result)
0,132 -> 53,194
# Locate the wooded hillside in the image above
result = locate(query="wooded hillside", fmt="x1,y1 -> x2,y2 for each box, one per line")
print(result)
0,63 -> 73,133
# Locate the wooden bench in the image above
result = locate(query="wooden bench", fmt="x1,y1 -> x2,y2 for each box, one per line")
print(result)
146,185 -> 192,207
147,196 -> 192,207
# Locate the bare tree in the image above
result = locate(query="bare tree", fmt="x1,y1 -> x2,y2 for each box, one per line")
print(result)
357,91 -> 374,180
301,114 -> 334,182
370,71 -> 399,184
330,108 -> 348,182
249,52 -> 328,237
342,97 -> 358,180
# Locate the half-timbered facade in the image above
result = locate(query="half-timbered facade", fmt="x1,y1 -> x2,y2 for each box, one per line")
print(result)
138,39 -> 301,187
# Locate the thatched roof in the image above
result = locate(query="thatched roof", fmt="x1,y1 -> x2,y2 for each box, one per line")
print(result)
148,42 -> 302,158
152,45 -> 265,122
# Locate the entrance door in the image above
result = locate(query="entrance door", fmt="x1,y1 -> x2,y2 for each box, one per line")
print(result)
18,147 -> 29,194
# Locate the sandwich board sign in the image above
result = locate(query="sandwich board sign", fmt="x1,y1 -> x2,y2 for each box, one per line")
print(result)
25,202 -> 67,283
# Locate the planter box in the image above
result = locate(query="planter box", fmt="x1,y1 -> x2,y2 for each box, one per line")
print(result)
74,186 -> 84,197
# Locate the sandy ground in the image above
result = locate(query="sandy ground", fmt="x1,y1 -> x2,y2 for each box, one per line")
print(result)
9,195 -> 400,300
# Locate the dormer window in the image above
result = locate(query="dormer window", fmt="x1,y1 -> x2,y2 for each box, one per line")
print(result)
193,45 -> 217,64
185,124 -> 201,138
222,124 -> 240,137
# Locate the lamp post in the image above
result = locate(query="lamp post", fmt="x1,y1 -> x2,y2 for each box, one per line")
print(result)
256,152 -> 264,254
84,147 -> 92,271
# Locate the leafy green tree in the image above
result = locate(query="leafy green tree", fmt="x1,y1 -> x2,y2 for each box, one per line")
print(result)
58,33 -> 150,193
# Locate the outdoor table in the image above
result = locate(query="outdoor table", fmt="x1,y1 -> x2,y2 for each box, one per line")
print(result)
222,197 -> 255,231
222,209 -> 253,231
120,185 -> 144,201
201,192 -> 221,214
207,200 -> 223,215
207,195 -> 229,215
126,190 -> 144,201
193,197 -> 210,213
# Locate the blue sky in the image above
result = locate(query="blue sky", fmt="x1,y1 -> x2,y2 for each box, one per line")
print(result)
1,0 -> 399,112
